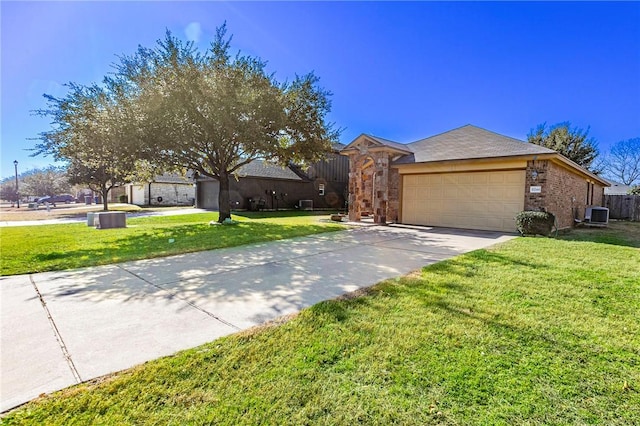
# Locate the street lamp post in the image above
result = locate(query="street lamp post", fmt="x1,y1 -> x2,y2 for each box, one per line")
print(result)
13,160 -> 19,208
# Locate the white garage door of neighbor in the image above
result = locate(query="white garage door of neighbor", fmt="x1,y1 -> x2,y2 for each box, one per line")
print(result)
402,170 -> 525,232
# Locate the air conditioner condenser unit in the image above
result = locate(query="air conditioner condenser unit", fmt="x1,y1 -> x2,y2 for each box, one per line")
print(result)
585,206 -> 609,225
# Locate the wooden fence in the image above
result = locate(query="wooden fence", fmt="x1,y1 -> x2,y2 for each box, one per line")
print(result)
604,195 -> 640,221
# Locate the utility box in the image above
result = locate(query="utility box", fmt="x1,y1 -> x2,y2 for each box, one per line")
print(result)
299,200 -> 313,211
95,212 -> 126,229
87,212 -> 97,226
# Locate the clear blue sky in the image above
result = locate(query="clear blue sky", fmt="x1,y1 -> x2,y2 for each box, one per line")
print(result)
2,1 -> 639,179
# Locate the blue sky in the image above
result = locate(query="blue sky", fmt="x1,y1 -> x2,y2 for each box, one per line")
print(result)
2,1 -> 639,179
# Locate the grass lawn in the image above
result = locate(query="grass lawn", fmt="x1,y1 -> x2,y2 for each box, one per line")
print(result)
0,203 -> 145,222
3,222 -> 638,425
0,211 -> 345,276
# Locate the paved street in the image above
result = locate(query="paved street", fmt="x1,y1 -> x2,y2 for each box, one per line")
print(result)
0,225 -> 514,412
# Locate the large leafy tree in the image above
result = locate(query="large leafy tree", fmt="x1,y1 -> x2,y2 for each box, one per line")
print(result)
602,137 -> 640,186
20,166 -> 71,198
527,122 -> 599,171
33,80 -> 148,211
0,180 -> 18,203
118,25 -> 339,222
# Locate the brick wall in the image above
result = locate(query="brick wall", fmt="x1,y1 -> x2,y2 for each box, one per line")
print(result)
150,183 -> 195,206
592,183 -> 604,207
524,160 -> 605,229
524,160 -> 549,213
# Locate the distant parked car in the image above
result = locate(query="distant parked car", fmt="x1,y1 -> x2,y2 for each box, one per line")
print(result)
35,194 -> 77,205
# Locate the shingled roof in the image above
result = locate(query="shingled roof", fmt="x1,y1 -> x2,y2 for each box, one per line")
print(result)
363,134 -> 413,153
154,173 -> 193,184
236,160 -> 303,181
392,125 -> 556,164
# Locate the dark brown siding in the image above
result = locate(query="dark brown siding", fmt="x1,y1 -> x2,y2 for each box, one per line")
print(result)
196,154 -> 349,210
198,176 -> 346,210
306,153 -> 349,183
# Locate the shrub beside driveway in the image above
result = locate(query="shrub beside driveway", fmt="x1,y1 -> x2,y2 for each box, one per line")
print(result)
4,222 -> 638,424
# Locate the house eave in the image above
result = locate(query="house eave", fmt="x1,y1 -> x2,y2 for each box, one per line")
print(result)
391,153 -> 547,169
548,154 -> 610,186
340,134 -> 413,156
391,152 -> 610,187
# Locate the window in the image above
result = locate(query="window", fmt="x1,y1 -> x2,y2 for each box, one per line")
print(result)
586,181 -> 594,205
586,182 -> 591,205
318,184 -> 325,196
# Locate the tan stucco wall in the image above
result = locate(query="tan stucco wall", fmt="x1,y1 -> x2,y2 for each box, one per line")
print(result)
394,158 -> 528,175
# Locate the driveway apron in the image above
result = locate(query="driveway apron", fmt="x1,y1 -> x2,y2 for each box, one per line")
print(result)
1,225 -> 514,412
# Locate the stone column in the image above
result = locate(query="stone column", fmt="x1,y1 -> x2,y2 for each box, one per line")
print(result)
387,168 -> 400,223
373,152 -> 389,224
348,155 -> 361,221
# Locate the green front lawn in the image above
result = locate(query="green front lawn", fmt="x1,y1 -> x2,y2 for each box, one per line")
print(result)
0,212 -> 344,276
4,222 -> 638,424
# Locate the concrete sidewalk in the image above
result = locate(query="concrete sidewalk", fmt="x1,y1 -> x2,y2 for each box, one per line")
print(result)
0,207 -> 211,227
0,225 -> 514,412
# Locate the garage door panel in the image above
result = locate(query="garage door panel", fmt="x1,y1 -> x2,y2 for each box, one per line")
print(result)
487,217 -> 505,229
427,175 -> 442,185
404,187 -> 418,200
401,170 -> 524,232
458,174 -> 471,184
428,187 -> 443,199
502,201 -> 523,214
506,172 -> 526,184
504,187 -> 524,199
472,174 -> 488,184
443,174 -> 457,185
456,186 -> 474,199
472,186 -> 489,199
487,173 -> 506,184
487,190 -> 507,200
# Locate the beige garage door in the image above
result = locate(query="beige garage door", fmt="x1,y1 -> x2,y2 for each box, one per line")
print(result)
401,170 -> 525,232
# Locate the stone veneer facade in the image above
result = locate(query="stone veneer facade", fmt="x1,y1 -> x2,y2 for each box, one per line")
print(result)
524,160 -> 605,229
344,137 -> 607,230
347,151 -> 395,224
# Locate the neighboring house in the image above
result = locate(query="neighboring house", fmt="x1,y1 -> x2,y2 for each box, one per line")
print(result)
603,179 -> 632,195
125,173 -> 195,206
108,186 -> 126,203
341,124 -> 609,232
196,144 -> 349,211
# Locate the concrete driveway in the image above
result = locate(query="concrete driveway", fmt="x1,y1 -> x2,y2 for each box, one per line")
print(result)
1,225 -> 514,412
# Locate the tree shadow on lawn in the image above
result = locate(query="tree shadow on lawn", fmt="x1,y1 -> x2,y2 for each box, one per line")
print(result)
557,221 -> 640,248
393,254 -> 636,379
29,226 -> 403,328
30,221 -> 341,272
304,248 -> 548,328
233,210 -> 333,219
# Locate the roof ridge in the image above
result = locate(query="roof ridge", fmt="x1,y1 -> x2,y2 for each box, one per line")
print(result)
462,124 -> 528,144
405,124 -> 473,145
407,124 -> 527,146
365,134 -> 413,152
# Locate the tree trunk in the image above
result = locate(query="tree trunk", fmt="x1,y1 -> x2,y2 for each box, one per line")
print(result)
101,184 -> 109,211
218,172 -> 231,222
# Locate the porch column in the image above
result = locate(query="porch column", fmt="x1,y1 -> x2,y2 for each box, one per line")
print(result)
373,152 -> 389,224
348,155 -> 361,221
